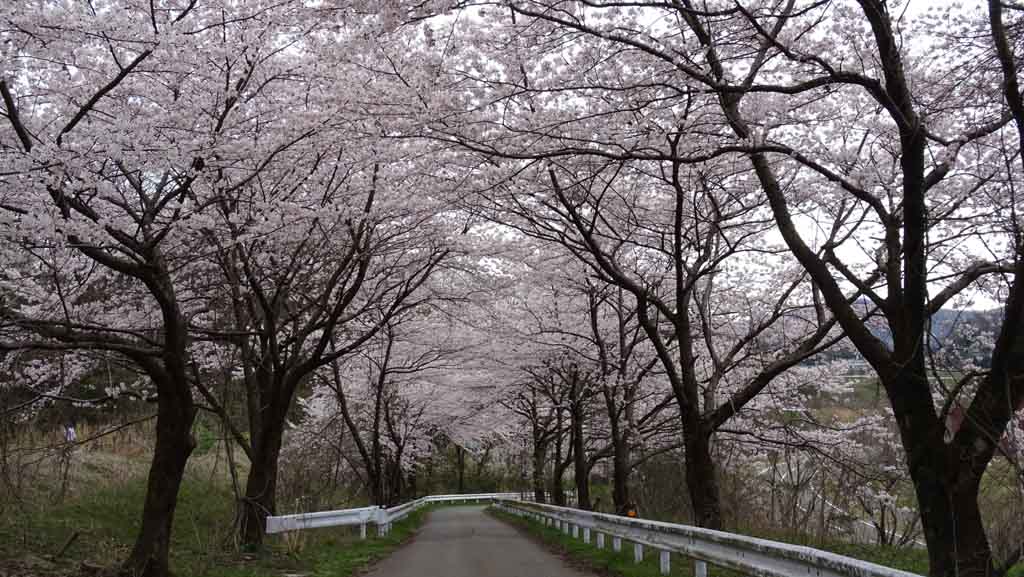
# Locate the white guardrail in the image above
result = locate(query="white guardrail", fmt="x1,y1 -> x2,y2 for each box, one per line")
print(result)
495,499 -> 922,577
265,492 -> 525,538
266,492 -> 921,577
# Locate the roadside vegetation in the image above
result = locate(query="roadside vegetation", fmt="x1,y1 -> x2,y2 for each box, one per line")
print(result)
0,421 -> 430,577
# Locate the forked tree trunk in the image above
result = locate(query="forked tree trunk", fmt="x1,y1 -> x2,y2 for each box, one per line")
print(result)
903,432 -> 994,577
885,369 -> 995,577
121,388 -> 196,577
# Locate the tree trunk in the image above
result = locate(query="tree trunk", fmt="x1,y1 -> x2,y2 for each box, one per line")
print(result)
333,365 -> 384,506
684,424 -> 722,530
904,441 -> 993,577
571,404 -> 591,510
605,399 -> 631,514
550,421 -> 567,506
474,446 -> 491,488
549,467 -> 566,506
456,445 -> 465,494
817,471 -> 827,541
885,368 -> 995,577
388,455 -> 404,503
121,390 -> 196,577
407,469 -> 418,499
611,434 -> 631,515
368,468 -> 384,506
532,441 -> 548,503
240,422 -> 284,547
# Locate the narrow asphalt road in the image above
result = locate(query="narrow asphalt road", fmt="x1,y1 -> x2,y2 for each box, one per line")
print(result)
361,505 -> 595,577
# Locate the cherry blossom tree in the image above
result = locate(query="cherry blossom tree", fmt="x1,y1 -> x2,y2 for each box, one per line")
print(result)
322,311 -> 457,505
440,148 -> 846,529
0,1 -> 363,572
412,1 -> 1022,572
190,144 -> 449,543
496,255 -> 673,512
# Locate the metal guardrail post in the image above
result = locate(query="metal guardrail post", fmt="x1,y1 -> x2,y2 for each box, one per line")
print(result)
660,550 -> 671,575
612,536 -> 622,552
695,559 -> 707,577
583,527 -> 591,544
634,542 -> 644,563
360,523 -> 367,539
596,532 -> 605,549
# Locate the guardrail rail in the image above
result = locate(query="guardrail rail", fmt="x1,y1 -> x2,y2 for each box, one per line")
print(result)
266,491 -> 921,577
494,499 -> 923,577
265,492 -> 525,537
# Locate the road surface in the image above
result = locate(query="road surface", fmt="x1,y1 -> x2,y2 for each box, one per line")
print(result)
361,505 -> 594,577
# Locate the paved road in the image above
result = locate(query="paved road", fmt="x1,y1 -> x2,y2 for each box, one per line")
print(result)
361,505 -> 594,577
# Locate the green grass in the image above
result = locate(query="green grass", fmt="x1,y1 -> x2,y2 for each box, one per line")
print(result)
194,505 -> 432,577
806,541 -> 928,574
489,507 -> 939,577
303,505 -> 432,577
731,526 -> 929,575
0,463 -> 431,577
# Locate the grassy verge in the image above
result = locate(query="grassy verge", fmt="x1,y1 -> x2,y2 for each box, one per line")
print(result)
0,460 -> 431,577
489,508 -> 741,577
301,505 -> 430,577
736,528 -> 928,575
489,507 -> 940,577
